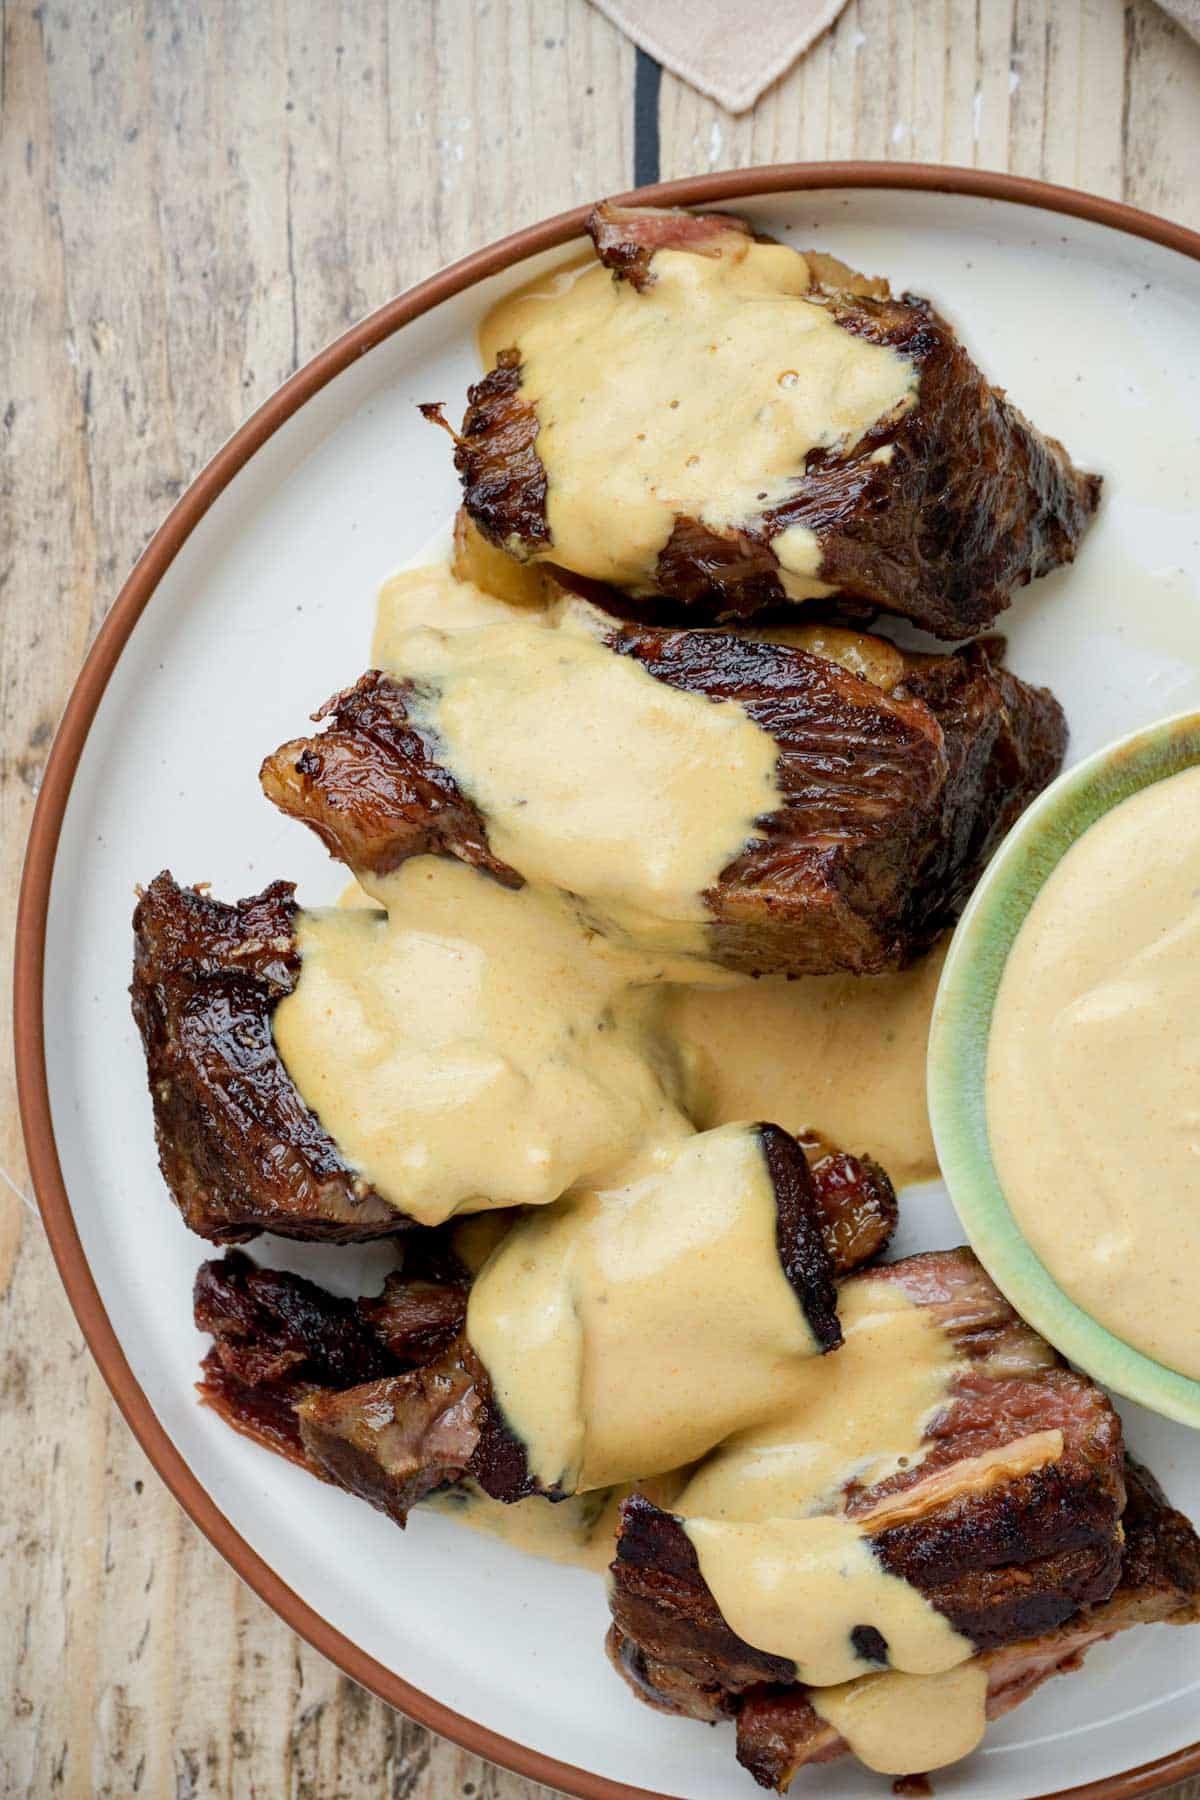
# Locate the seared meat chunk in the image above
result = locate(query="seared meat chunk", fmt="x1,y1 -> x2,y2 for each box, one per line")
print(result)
266,674 -> 518,890
261,630 -> 1065,977
805,1149 -> 896,1277
131,873 -> 404,1244
295,1340 -> 539,1521
588,202 -> 756,292
195,1244 -> 528,1513
730,1460 -> 1200,1788
452,353 -> 549,559
456,203 -> 1100,638
194,1243 -> 466,1468
762,1123 -> 843,1354
193,1140 -> 897,1520
607,1250 -> 1126,1729
132,863 -> 904,1244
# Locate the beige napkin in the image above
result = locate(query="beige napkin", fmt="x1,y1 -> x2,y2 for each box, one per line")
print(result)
592,0 -> 850,114
1161,0 -> 1200,39
592,0 -> 1200,116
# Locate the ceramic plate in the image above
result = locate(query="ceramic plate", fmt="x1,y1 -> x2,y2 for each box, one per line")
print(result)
16,167 -> 1200,1800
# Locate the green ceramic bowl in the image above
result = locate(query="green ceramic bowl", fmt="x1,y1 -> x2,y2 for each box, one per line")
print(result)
928,710 -> 1200,1429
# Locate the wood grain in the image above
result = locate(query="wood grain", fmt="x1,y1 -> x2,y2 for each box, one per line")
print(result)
2,2 -> 1199,1795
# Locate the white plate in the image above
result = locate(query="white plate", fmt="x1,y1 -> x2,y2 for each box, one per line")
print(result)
23,175 -> 1200,1799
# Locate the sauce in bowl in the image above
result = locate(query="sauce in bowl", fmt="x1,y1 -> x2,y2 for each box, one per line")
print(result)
986,763 -> 1200,1381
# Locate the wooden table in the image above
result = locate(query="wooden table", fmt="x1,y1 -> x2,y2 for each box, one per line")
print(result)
3,3 -> 1199,1794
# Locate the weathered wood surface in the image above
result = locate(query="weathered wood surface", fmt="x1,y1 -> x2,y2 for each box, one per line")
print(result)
2,1 -> 1200,1794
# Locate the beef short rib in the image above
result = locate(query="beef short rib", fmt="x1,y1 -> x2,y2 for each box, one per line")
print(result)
131,872 -> 407,1244
262,630 -> 1066,978
455,203 -> 1100,639
728,1459 -> 1200,1788
607,1250 -> 1127,1742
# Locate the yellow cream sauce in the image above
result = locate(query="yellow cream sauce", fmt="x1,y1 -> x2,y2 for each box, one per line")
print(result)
273,858 -> 692,1226
369,558 -> 942,1185
674,1274 -> 961,1522
478,235 -> 916,595
684,1514 -> 970,1686
812,1662 -> 989,1774
674,1271 -> 999,1772
988,762 -> 1200,1380
423,1473 -> 686,1576
441,1261 -> 996,1775
466,1124 -> 826,1492
423,1482 -> 621,1574
373,588 -> 780,953
673,1274 -> 972,1683
665,942 -> 944,1189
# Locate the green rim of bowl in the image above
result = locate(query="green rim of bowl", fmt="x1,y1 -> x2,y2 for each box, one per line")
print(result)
928,709 -> 1200,1428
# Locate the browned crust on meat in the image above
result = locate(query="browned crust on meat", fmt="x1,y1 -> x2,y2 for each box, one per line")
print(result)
836,1260 -> 1126,1577
194,1246 -> 466,1463
609,1486 -> 1121,1707
1114,1459 -> 1200,1622
588,202 -> 753,291
611,1495 -> 797,1699
890,637 -> 1068,927
620,626 -> 1067,973
193,1247 -> 537,1516
733,1687 -> 842,1784
753,286 -> 1101,638
260,672 -> 521,887
611,620 -> 946,974
260,630 -> 1065,977
806,1150 -> 897,1277
456,205 -> 1100,638
299,1333 -> 545,1520
759,1123 -> 840,1354
131,873 -> 403,1243
606,1250 -> 1127,1730
863,1363 -> 1125,1643
729,1459 -> 1200,1789
454,350 -> 550,555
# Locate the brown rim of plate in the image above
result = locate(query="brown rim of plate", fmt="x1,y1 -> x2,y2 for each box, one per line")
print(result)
13,161 -> 1200,1800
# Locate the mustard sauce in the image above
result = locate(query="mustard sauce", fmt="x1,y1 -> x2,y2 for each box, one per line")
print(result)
273,860 -> 691,1226
988,762 -> 1200,1380
374,592 -> 780,953
465,1124 -> 825,1493
479,236 -> 916,595
664,943 -> 944,1191
672,1273 -> 999,1773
